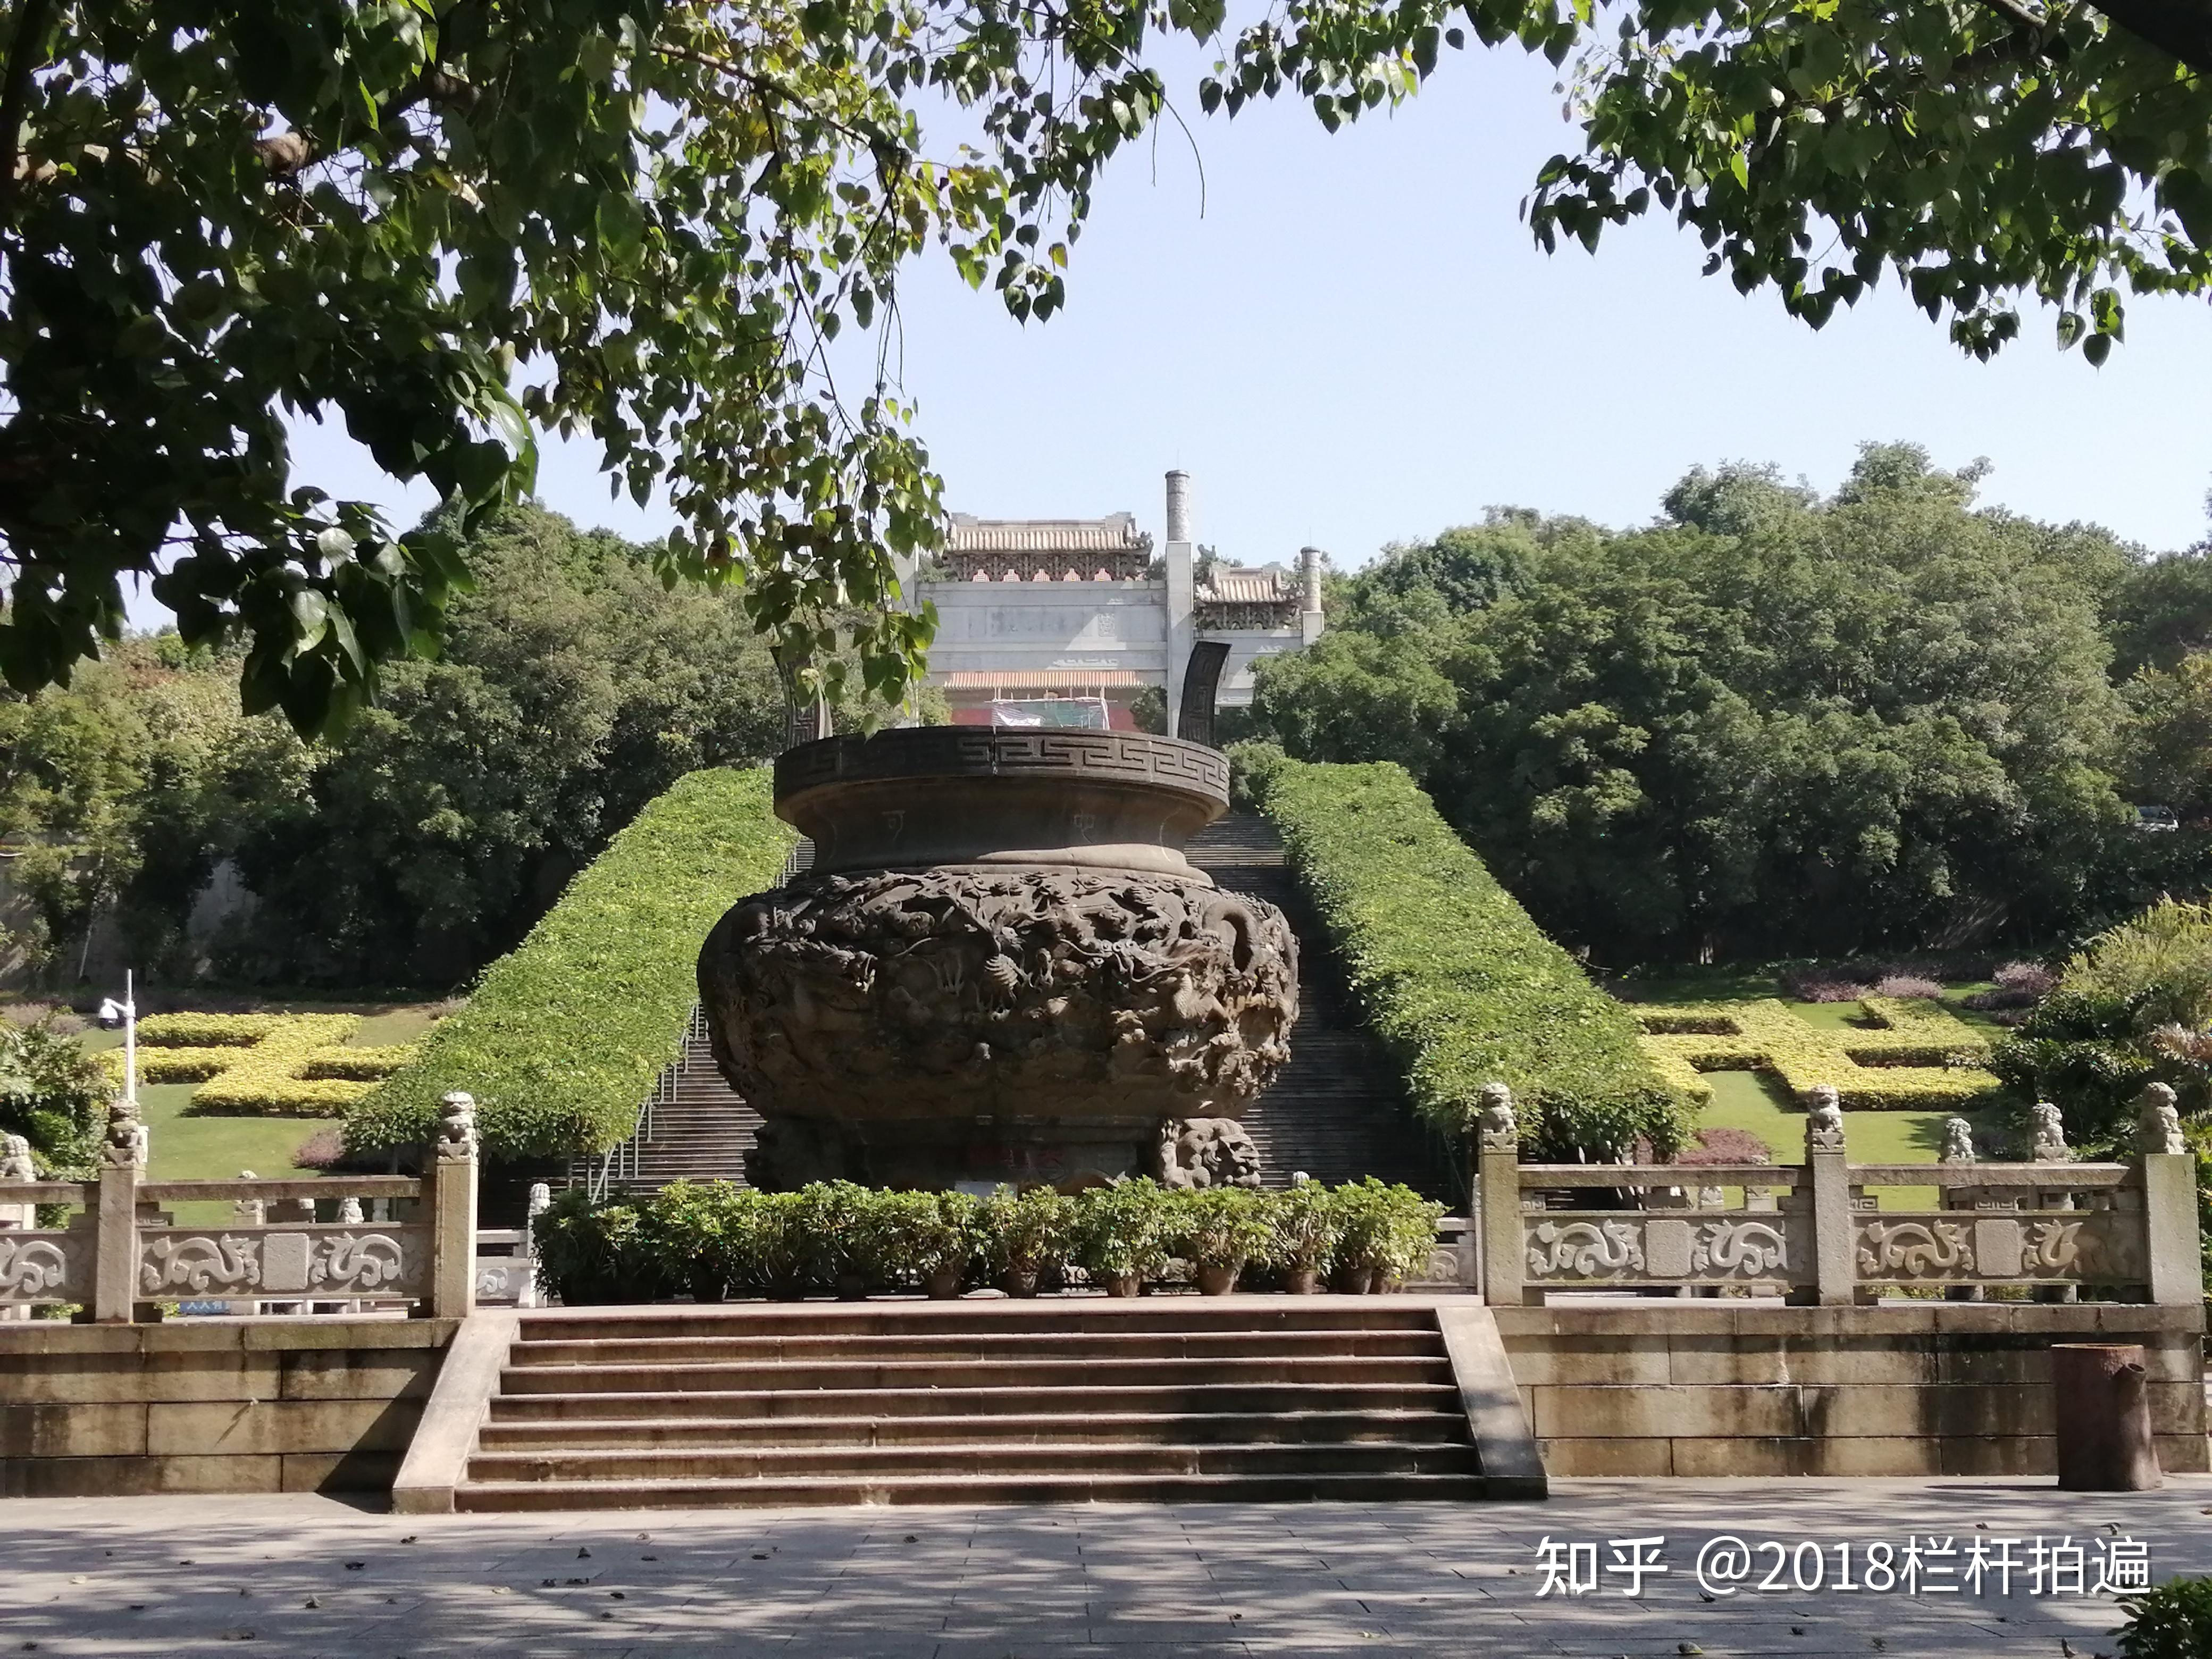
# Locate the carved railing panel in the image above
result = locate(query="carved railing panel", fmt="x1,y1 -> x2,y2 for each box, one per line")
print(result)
0,1229 -> 90,1304
137,1224 -> 430,1301
1854,1209 -> 2143,1286
1521,1210 -> 1802,1287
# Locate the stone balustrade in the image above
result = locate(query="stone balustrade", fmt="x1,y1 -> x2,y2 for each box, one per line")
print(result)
0,1092 -> 480,1323
1471,1085 -> 2203,1310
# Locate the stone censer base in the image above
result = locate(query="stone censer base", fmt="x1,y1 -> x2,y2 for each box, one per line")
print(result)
697,728 -> 1297,1193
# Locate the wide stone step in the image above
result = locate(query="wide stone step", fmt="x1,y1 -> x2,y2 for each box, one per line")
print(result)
484,1380 -> 1469,1422
476,1409 -> 1472,1452
520,1303 -> 1442,1342
506,1329 -> 1443,1367
451,1469 -> 1494,1511
498,1354 -> 1454,1394
465,1440 -> 1483,1484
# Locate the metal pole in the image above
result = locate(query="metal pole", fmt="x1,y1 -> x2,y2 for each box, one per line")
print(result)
123,968 -> 136,1111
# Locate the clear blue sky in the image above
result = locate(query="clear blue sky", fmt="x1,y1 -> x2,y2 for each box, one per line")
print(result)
284,40 -> 2212,583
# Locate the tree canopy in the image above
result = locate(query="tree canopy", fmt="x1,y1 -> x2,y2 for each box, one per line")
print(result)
3,0 -> 2205,738
1250,443 -> 2211,963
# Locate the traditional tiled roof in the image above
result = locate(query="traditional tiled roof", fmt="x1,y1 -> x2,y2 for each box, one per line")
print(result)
942,669 -> 1150,690
942,514 -> 1152,581
1197,568 -> 1292,605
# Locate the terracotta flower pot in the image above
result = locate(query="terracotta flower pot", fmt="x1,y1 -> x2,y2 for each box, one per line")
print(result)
925,1264 -> 964,1300
1002,1267 -> 1041,1298
1330,1264 -> 1374,1295
1105,1272 -> 1142,1298
1196,1260 -> 1242,1296
1284,1267 -> 1320,1295
835,1271 -> 870,1301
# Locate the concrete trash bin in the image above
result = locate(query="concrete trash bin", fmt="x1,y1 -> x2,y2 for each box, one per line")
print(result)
2052,1343 -> 2161,1491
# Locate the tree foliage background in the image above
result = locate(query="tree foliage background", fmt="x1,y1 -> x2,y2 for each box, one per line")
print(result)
1249,442 -> 2212,965
0,504 -> 816,986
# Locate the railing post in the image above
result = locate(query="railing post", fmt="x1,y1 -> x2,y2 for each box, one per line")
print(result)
1789,1087 -> 1856,1307
428,1092 -> 480,1320
2134,1085 -> 2202,1307
90,1100 -> 146,1323
1474,1083 -> 1523,1307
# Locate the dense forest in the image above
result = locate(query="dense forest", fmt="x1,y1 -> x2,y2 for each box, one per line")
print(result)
0,507 -> 792,987
1243,444 -> 2212,965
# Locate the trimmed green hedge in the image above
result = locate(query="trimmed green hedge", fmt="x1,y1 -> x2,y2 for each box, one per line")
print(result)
1253,757 -> 1691,1159
346,767 -> 795,1160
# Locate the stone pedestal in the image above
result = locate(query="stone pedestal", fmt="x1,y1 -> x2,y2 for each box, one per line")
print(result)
698,729 -> 1297,1191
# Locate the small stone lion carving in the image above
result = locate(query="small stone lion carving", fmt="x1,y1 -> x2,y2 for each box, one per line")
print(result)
2137,1082 -> 2186,1156
436,1091 -> 478,1160
1804,1085 -> 1846,1152
1152,1117 -> 1262,1190
1940,1117 -> 1975,1164
1476,1082 -> 1517,1152
2030,1101 -> 2069,1163
103,1101 -> 147,1167
0,1132 -> 34,1183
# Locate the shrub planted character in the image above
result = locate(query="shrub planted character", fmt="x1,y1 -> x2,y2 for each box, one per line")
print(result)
978,1185 -> 1075,1297
1169,1186 -> 1275,1296
1261,1177 -> 1342,1294
1070,1179 -> 1174,1297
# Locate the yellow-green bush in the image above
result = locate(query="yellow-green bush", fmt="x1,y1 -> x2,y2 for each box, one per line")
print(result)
1634,998 -> 1999,1109
188,1015 -> 372,1115
136,1012 -> 288,1048
104,1015 -> 421,1116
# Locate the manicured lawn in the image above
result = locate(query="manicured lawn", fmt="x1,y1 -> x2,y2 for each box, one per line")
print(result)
54,998 -> 449,1224
1692,1068 -> 2011,1211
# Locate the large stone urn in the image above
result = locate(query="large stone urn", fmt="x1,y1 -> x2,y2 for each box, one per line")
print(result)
697,727 -> 1298,1191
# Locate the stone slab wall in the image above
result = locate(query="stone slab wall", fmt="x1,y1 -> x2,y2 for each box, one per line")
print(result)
1494,1302 -> 2207,1478
0,1319 -> 457,1497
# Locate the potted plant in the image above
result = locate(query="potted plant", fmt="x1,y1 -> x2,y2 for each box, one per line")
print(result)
863,1188 -> 978,1297
789,1180 -> 875,1297
1335,1177 -> 1444,1292
642,1179 -> 735,1303
531,1187 -> 663,1306
1262,1176 -> 1340,1294
978,1184 -> 1075,1296
1169,1186 -> 1273,1295
1071,1178 -> 1171,1296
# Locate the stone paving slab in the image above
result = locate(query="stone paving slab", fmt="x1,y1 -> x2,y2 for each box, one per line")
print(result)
3,1477 -> 2208,1657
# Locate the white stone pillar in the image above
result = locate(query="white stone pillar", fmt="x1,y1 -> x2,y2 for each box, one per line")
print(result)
1163,471 -> 1195,737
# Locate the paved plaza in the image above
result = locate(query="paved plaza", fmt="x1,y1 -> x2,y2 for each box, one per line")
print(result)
4,1478 -> 2207,1657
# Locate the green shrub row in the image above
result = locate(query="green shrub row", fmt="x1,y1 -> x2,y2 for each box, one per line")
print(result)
136,1012 -> 288,1048
347,767 -> 796,1160
532,1177 -> 1445,1304
1246,753 -> 1691,1159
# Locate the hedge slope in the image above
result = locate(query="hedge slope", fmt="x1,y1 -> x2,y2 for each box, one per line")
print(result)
346,766 -> 795,1160
1257,758 -> 1689,1158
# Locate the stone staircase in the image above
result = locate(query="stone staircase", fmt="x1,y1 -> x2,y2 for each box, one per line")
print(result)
446,1300 -> 1510,1510
1188,815 -> 1454,1197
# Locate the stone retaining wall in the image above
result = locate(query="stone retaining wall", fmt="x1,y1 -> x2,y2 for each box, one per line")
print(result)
1495,1302 -> 2207,1477
0,1318 -> 457,1497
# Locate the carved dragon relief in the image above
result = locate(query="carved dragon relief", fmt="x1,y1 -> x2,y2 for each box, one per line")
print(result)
700,867 -> 1298,1124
